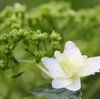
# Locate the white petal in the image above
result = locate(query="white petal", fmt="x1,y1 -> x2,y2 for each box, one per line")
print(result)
54,51 -> 62,63
42,57 -> 66,78
71,55 -> 87,69
65,77 -> 81,91
77,56 -> 100,77
52,77 -> 73,88
63,41 -> 81,60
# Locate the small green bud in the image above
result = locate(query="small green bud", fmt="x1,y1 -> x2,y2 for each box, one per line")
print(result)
34,51 -> 43,62
51,31 -> 62,41
42,33 -> 48,40
0,59 -> 5,70
10,14 -> 17,22
23,31 -> 29,37
10,29 -> 18,37
16,29 -> 24,37
29,30 -> 34,35
0,34 -> 9,43
2,44 -> 14,55
14,3 -> 26,14
37,33 -> 47,40
36,30 -> 41,34
51,41 -> 60,50
0,6 -> 13,18
11,23 -> 20,29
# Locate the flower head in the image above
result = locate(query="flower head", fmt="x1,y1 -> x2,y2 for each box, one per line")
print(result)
42,41 -> 100,91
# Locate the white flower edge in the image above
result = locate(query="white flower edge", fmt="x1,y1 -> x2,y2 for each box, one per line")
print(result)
42,41 -> 100,91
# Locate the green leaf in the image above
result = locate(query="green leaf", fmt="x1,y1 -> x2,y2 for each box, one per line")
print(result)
11,71 -> 26,78
31,84 -> 82,99
5,69 -> 26,78
5,60 -> 35,78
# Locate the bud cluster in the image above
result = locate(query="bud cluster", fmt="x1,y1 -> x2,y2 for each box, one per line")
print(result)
0,28 -> 61,69
0,3 -> 26,34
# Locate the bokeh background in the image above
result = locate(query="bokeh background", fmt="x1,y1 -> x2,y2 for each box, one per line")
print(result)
0,0 -> 100,99
1,0 -> 100,11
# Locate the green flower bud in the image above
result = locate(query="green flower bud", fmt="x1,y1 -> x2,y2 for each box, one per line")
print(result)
42,33 -> 48,40
11,23 -> 20,29
29,30 -> 34,35
51,41 -> 60,50
10,29 -> 18,37
16,29 -> 24,37
34,51 -> 43,62
14,3 -> 26,14
0,34 -> 9,43
23,31 -> 29,37
36,29 -> 41,34
36,33 -> 48,41
51,31 -> 62,41
0,59 -> 5,70
0,6 -> 13,19
29,31 -> 48,44
2,44 -> 14,55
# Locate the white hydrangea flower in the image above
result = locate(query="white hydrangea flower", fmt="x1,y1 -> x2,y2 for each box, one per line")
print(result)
42,41 -> 100,91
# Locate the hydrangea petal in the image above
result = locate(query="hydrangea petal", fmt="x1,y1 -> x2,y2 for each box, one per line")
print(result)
63,41 -> 81,60
42,57 -> 66,78
62,54 -> 73,69
77,56 -> 100,77
71,55 -> 87,69
60,62 -> 70,75
65,77 -> 81,91
52,77 -> 73,88
54,51 -> 62,63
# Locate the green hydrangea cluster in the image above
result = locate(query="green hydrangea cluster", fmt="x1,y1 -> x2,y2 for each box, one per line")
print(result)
0,28 -> 61,70
1,2 -> 100,57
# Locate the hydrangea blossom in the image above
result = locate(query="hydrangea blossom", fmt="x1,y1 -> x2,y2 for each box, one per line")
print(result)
42,41 -> 100,91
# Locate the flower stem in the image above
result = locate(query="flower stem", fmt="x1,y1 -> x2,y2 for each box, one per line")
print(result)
34,63 -> 53,79
19,60 -> 53,79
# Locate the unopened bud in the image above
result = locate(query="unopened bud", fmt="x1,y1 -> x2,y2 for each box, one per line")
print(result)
51,31 -> 62,41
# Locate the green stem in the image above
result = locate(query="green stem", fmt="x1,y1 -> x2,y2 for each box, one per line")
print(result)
25,49 -> 35,56
34,63 -> 53,79
43,41 -> 47,51
36,44 -> 39,51
19,60 -> 53,79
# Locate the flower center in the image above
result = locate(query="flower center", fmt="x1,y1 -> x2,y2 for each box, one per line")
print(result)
60,54 -> 73,75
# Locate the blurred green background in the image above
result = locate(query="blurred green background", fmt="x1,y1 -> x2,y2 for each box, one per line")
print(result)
1,0 -> 100,11
0,0 -> 100,99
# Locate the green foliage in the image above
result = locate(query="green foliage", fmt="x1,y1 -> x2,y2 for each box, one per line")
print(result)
11,71 -> 26,78
31,84 -> 82,99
